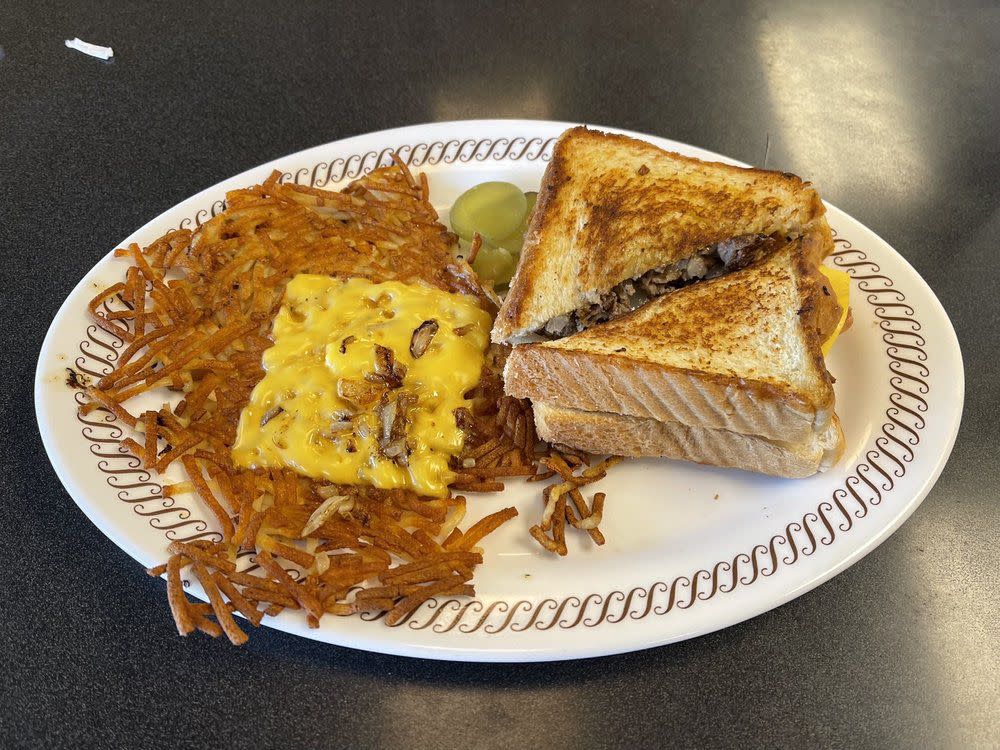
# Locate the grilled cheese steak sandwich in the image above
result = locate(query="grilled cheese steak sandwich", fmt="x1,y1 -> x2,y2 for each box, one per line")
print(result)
493,127 -> 833,342
505,235 -> 846,477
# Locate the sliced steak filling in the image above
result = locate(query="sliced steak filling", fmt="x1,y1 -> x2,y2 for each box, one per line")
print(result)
540,234 -> 768,337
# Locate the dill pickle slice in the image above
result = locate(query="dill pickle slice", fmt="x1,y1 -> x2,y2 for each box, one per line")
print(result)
496,191 -> 538,255
449,182 -> 528,245
471,244 -> 516,287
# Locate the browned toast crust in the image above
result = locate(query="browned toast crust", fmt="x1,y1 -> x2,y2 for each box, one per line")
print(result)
507,344 -> 832,444
533,403 -> 844,478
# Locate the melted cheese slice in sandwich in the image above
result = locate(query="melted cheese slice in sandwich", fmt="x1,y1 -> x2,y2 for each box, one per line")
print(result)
818,265 -> 851,356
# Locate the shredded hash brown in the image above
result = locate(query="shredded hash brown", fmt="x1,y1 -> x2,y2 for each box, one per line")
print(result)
81,157 -> 618,644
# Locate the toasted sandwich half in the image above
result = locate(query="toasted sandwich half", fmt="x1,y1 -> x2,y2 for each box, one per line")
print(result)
492,126 -> 833,342
505,236 -> 845,476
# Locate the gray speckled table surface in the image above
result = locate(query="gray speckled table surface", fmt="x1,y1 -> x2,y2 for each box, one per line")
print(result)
2,1 -> 998,748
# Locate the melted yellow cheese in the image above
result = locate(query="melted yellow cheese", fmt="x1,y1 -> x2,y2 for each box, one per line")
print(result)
819,265 -> 851,356
232,275 -> 492,497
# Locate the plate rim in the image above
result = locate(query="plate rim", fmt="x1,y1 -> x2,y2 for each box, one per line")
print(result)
34,119 -> 965,661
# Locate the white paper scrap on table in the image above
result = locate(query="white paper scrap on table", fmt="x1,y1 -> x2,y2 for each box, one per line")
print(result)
65,38 -> 114,60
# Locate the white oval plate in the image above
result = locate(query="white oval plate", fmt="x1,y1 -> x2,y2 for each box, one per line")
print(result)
35,120 -> 963,661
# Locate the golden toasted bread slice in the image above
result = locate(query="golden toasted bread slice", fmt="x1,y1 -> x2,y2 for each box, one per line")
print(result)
533,403 -> 844,478
505,237 -> 839,444
493,126 -> 832,342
